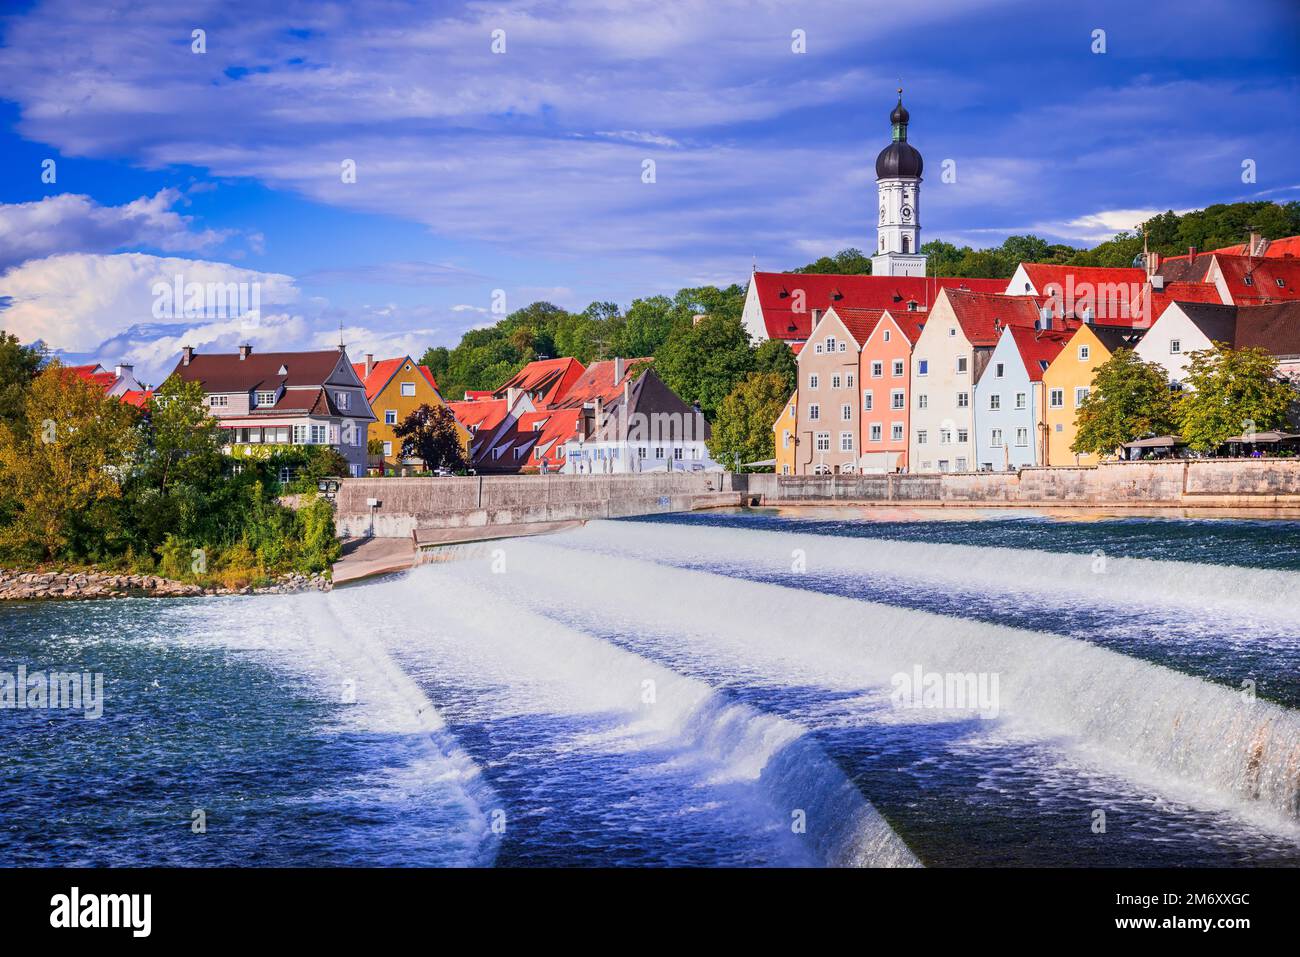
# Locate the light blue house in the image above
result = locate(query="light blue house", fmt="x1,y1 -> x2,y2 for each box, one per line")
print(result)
974,324 -> 1071,471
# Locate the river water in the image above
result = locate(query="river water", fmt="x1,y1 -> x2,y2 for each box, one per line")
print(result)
2,508 -> 1297,866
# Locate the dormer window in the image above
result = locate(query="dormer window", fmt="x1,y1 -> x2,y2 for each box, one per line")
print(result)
335,391 -> 349,409
1244,275 -> 1253,286
255,391 -> 276,406
1277,278 -> 1286,288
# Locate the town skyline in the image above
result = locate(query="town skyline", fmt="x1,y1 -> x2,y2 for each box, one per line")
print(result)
0,0 -> 1298,384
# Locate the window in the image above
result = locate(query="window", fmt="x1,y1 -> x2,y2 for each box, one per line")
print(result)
956,457 -> 968,472
401,382 -> 416,397
892,360 -> 904,377
949,327 -> 957,337
939,428 -> 952,444
869,424 -> 882,442
871,361 -> 883,378
891,390 -> 905,410
1277,278 -> 1287,288
1074,386 -> 1090,408
938,459 -> 950,472
382,441 -> 392,456
1243,275 -> 1253,287
825,336 -> 837,352
673,448 -> 684,460
917,359 -> 929,376
902,236 -> 910,253
782,465 -> 790,475
883,329 -> 892,343
917,394 -> 928,409
385,410 -> 397,425
839,342 -> 847,353
815,344 -> 824,354
255,391 -> 275,406
311,424 -> 328,444
957,392 -> 969,408
809,373 -> 820,389
783,431 -> 791,448
1016,428 -> 1029,446
1049,388 -> 1064,408
335,391 -> 349,409
1015,392 -> 1026,410
846,374 -> 855,387
957,428 -> 969,443
956,356 -> 968,374
863,391 -> 873,411
1078,345 -> 1090,361
1170,339 -> 1181,354
840,432 -> 854,452
891,424 -> 904,442
809,403 -> 820,421
989,394 -> 1001,410
293,424 -> 307,444
841,403 -> 852,421
815,432 -> 831,452
991,429 -> 1003,447
917,430 -> 928,445
832,374 -> 841,389
995,363 -> 1005,378
654,447 -> 665,458
208,395 -> 228,407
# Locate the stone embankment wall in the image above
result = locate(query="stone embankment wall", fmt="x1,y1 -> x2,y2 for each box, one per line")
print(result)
741,459 -> 1300,506
334,472 -> 740,537
0,568 -> 331,600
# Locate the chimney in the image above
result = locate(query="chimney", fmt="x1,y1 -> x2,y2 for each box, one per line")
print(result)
1038,305 -> 1053,330
364,353 -> 375,379
1082,306 -> 1093,324
238,343 -> 252,360
181,345 -> 194,366
592,396 -> 603,431
115,363 -> 133,379
1188,246 -> 1197,263
1249,231 -> 1263,256
506,386 -> 522,408
614,356 -> 625,383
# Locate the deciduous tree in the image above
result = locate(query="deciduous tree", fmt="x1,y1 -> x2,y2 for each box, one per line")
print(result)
1177,345 -> 1295,452
1072,348 -> 1178,458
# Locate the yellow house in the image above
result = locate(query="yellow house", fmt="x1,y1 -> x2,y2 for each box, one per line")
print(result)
1042,325 -> 1143,466
773,390 -> 798,476
353,354 -> 470,472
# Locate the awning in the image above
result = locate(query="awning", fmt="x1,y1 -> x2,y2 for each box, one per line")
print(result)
1222,431 -> 1300,444
1123,435 -> 1184,449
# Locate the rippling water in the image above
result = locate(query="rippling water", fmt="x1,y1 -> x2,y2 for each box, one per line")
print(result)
2,508 -> 1298,866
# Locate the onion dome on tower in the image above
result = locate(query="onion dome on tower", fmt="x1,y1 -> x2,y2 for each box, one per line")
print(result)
875,90 -> 923,179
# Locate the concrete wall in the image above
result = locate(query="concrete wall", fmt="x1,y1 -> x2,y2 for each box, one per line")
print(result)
335,472 -> 735,536
748,459 -> 1300,506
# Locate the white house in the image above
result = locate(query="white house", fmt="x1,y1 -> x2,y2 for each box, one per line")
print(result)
1133,301 -> 1237,389
973,325 -> 1070,470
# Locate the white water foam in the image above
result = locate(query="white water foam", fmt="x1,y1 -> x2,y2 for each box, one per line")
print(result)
323,567 -> 919,868
454,528 -> 1300,835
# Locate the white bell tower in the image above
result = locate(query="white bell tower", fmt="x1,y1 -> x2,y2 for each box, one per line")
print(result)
871,90 -> 927,278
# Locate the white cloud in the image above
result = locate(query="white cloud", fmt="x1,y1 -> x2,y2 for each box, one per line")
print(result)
0,189 -> 228,269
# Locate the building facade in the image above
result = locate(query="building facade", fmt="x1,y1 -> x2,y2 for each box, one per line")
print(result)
973,325 -> 1070,470
354,354 -> 469,472
858,308 -> 926,472
774,391 -> 798,476
1042,324 -> 1145,466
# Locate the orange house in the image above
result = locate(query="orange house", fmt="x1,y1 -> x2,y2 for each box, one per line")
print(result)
353,353 -> 470,472
857,307 -> 927,472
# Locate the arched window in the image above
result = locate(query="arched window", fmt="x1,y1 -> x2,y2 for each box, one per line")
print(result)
902,236 -> 910,253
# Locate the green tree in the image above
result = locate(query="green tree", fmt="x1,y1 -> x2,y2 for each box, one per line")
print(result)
707,372 -> 790,469
753,338 -> 797,395
394,403 -> 469,472
1072,348 -> 1179,458
655,313 -> 755,418
0,331 -> 44,427
1177,345 -> 1295,452
0,364 -> 141,560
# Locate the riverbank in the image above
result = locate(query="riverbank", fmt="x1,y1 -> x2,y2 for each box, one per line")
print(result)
0,567 -> 331,601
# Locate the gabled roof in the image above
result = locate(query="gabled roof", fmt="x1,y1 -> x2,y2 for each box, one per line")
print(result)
1005,325 -> 1072,382
351,357 -> 443,402
588,369 -> 710,443
1015,263 -> 1146,295
1088,324 -> 1146,353
873,307 -> 929,344
1213,255 -> 1300,306
493,356 -> 586,406
550,358 -> 651,409
1169,301 -> 1239,344
1148,281 -> 1223,320
120,389 -> 153,409
1155,252 -> 1215,283
1233,302 -> 1300,356
448,397 -> 509,433
941,289 -> 1053,346
171,349 -> 349,393
70,364 -> 117,391
749,271 -> 1005,341
418,366 -> 439,392
815,306 -> 885,349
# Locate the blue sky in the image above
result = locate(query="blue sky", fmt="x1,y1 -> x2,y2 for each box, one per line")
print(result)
0,0 -> 1297,383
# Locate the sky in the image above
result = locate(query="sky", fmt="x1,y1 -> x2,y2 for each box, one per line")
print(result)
0,0 -> 1297,384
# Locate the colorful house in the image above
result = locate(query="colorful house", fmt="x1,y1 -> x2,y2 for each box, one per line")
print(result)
773,391 -> 797,476
353,353 -> 470,472
908,288 -> 1049,473
974,324 -> 1071,470
792,305 -> 882,474
1042,324 -> 1146,466
858,306 -> 927,472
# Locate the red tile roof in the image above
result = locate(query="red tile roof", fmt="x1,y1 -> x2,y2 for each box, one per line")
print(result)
351,357 -> 406,401
462,390 -> 494,400
942,289 -> 1055,346
514,407 -> 584,472
120,389 -> 153,408
1006,325 -> 1072,382
1017,263 -> 1146,295
1213,255 -> 1300,306
493,357 -> 585,407
418,365 -> 439,393
448,397 -> 509,433
550,358 -> 652,409
170,349 -> 347,392
1147,281 -> 1223,321
827,307 -> 887,347
750,272 -> 1005,340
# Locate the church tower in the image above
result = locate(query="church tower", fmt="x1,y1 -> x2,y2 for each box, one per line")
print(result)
871,90 -> 927,277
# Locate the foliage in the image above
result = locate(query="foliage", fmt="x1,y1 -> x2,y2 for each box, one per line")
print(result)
706,372 -> 791,469
1071,349 -> 1179,457
752,338 -> 798,395
394,403 -> 470,472
0,331 -> 45,427
1177,345 -> 1295,452
0,364 -> 141,560
655,313 -> 755,418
